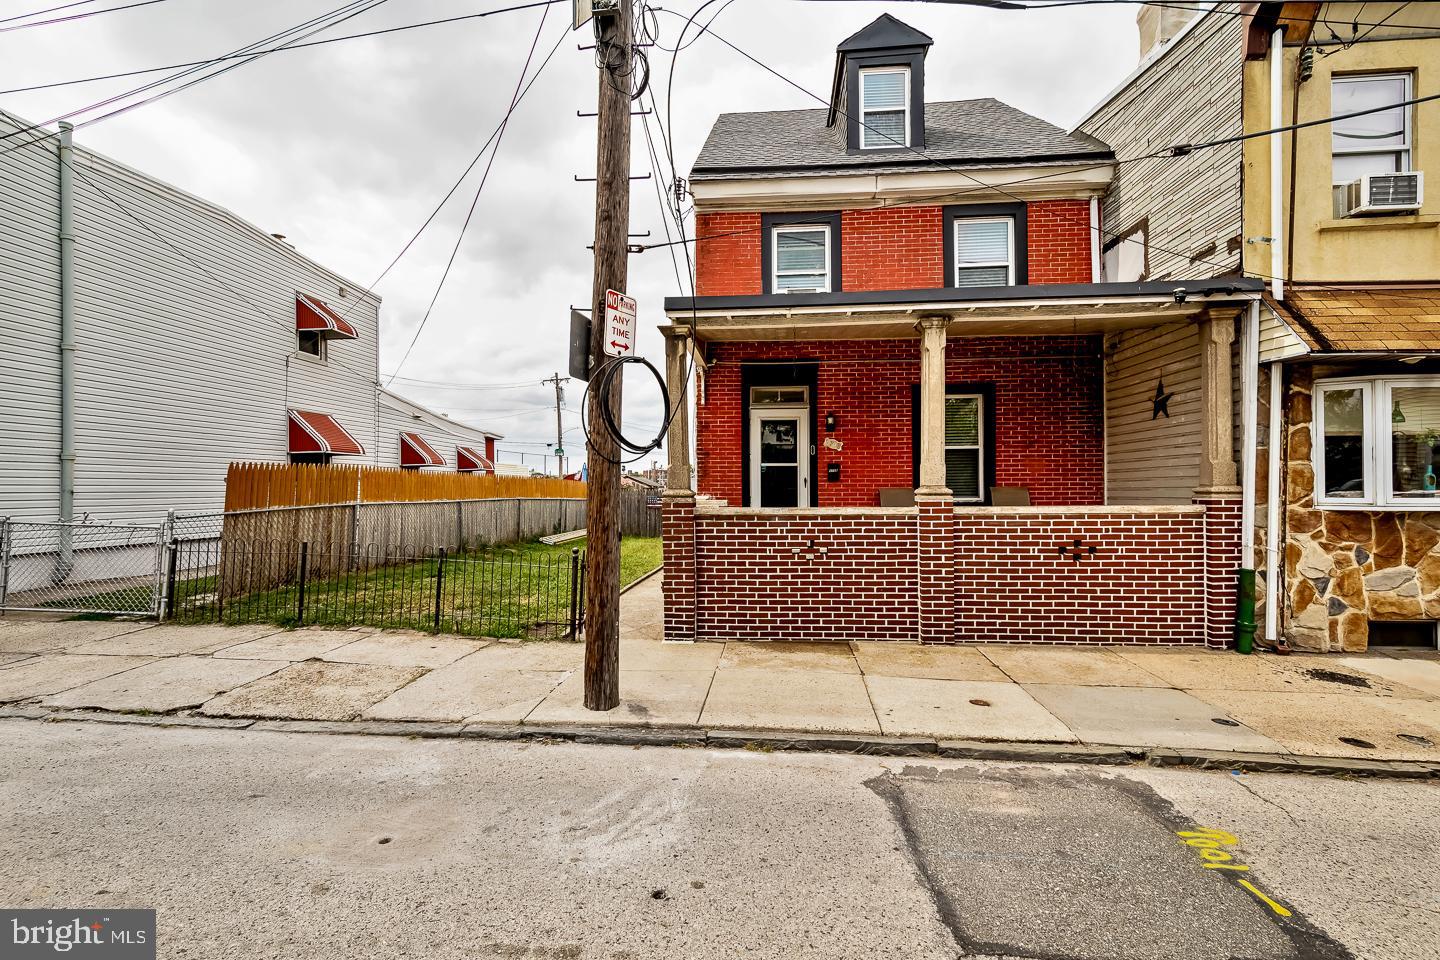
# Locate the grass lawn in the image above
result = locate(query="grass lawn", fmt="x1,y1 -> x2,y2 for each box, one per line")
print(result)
167,536 -> 661,640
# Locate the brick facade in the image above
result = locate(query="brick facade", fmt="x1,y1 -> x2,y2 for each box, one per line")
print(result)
696,337 -> 1103,509
693,199 -> 1093,297
1026,199 -> 1094,284
695,212 -> 763,296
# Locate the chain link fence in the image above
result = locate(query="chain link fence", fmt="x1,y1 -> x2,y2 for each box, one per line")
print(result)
0,519 -> 163,615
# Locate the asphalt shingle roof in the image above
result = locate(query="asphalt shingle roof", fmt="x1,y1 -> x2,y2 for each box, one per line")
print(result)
691,98 -> 1112,179
1271,286 -> 1440,352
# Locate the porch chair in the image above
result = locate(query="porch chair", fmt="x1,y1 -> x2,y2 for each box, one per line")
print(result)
989,486 -> 1031,506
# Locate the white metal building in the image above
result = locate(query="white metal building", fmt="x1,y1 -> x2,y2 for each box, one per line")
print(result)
0,111 -> 499,525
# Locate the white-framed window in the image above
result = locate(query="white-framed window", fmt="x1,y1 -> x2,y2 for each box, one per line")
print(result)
771,225 -> 831,293
859,67 -> 909,149
945,393 -> 984,503
297,330 -> 327,360
953,217 -> 1015,287
1332,72 -> 1412,184
1314,376 -> 1440,509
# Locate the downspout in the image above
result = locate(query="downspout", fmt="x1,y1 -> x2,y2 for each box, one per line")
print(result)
1269,27 -> 1285,301
1264,359 -> 1285,648
1236,301 -> 1260,653
58,122 -> 76,574
1088,196 -> 1102,282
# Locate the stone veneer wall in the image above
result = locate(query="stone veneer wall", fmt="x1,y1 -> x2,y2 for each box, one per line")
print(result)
1282,365 -> 1440,651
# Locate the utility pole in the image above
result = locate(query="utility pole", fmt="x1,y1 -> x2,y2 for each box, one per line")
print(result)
583,0 -> 632,711
543,371 -> 569,478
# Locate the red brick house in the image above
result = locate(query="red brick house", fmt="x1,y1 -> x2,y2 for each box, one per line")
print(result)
658,15 -> 1262,646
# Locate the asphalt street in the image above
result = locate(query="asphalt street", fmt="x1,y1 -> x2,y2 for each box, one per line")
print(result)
1,719 -> 1436,959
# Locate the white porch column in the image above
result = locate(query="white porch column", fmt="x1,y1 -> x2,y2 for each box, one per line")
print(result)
1197,313 -> 1239,494
916,315 -> 951,498
661,328 -> 696,641
662,329 -> 693,496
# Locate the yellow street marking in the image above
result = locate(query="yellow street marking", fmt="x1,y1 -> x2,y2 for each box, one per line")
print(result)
1237,879 -> 1293,918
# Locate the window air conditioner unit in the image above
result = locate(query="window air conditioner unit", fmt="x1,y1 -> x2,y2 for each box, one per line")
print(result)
1345,172 -> 1423,216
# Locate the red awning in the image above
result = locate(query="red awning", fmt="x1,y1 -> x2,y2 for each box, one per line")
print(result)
456,445 -> 494,473
296,293 -> 358,339
400,432 -> 446,468
288,410 -> 365,456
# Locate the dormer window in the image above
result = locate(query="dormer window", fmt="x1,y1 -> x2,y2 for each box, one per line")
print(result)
829,14 -> 931,154
859,67 -> 909,149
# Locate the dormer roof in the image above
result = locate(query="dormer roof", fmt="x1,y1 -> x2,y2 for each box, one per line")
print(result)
836,13 -> 934,52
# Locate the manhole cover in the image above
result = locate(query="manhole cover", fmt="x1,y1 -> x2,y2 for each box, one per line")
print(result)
969,699 -> 991,707
1397,733 -> 1434,747
1212,717 -> 1240,727
1338,736 -> 1376,749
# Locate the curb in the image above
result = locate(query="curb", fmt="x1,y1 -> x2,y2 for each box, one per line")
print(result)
4,705 -> 1438,780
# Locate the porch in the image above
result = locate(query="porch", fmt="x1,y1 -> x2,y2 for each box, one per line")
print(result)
659,280 -> 1263,646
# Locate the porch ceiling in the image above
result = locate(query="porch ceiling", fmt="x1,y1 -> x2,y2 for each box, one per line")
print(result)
663,295 -> 1252,342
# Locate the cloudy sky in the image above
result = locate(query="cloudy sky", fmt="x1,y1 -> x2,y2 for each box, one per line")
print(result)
1,0 -> 1145,472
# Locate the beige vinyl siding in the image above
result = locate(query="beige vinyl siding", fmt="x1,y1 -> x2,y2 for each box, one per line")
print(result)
1105,322 -> 1202,503
1077,6 -> 1245,282
1259,307 -> 1309,362
0,113 -> 64,522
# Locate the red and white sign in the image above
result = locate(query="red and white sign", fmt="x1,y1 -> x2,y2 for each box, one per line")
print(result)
603,288 -> 637,358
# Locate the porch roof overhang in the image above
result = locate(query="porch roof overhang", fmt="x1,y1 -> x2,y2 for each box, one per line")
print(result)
663,278 -> 1264,342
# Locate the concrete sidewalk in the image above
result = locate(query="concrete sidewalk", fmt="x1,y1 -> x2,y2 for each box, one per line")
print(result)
4,573 -> 1440,770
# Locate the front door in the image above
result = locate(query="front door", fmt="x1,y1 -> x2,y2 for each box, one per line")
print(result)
749,401 -> 810,507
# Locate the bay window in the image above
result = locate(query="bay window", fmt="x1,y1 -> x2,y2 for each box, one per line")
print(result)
1314,376 -> 1440,508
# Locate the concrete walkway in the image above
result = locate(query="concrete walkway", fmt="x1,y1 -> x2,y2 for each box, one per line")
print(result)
4,573 -> 1440,769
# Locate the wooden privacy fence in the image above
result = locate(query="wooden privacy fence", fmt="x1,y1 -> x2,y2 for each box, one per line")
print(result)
214,492 -> 659,596
224,462 -> 587,511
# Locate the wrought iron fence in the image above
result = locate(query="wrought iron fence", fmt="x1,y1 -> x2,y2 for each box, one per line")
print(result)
165,538 -> 586,640
0,518 -> 163,615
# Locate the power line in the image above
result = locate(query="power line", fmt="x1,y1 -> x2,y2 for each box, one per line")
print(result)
0,0 -> 392,156
642,5 -> 1440,299
0,0 -> 568,96
0,0 -> 172,33
350,18 -> 569,306
0,0 -> 101,25
384,4 -> 556,385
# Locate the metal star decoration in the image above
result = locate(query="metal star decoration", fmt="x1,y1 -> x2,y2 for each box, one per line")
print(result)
1152,380 -> 1174,420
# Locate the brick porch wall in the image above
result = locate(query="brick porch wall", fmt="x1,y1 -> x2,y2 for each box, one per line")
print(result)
673,504 -> 1225,645
952,507 -> 1208,644
696,337 -> 1103,509
691,509 -> 919,642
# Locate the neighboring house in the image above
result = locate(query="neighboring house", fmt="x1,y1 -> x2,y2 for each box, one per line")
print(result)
1072,2 -> 1440,653
658,15 -> 1262,646
0,110 -> 499,526
1241,3 -> 1440,650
